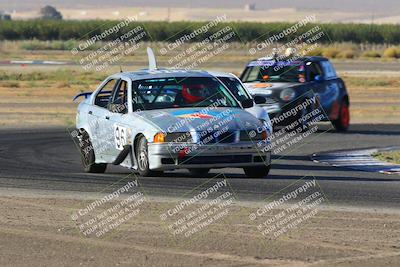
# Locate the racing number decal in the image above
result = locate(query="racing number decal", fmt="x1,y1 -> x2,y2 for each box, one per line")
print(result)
114,125 -> 127,151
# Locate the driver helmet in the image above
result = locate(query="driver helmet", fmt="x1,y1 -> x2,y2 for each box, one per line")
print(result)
181,84 -> 206,104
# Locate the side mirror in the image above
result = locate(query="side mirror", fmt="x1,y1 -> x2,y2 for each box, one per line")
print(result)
314,75 -> 324,82
254,95 -> 266,105
241,99 -> 254,109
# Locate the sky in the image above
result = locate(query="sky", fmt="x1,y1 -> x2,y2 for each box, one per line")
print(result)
1,0 -> 399,14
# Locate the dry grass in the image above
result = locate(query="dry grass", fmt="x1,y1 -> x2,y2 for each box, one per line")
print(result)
0,54 -> 398,128
1,41 -> 400,62
373,151 -> 400,164
361,50 -> 382,58
383,47 -> 400,58
342,75 -> 400,124
0,69 -> 105,128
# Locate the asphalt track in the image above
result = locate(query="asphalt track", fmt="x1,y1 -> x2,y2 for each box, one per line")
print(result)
0,124 -> 399,209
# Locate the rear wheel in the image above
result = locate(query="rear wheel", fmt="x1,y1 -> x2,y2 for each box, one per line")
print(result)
243,165 -> 271,178
136,136 -> 163,177
333,101 -> 350,132
188,168 -> 210,177
79,131 -> 107,173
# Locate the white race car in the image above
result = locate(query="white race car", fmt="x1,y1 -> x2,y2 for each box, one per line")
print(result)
73,48 -> 272,178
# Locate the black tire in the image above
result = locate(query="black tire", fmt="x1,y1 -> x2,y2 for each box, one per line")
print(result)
188,168 -> 210,177
243,165 -> 271,178
79,131 -> 107,173
136,135 -> 163,177
333,100 -> 350,132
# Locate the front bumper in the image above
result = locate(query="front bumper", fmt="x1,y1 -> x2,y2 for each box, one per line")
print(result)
261,99 -> 321,126
148,142 -> 271,170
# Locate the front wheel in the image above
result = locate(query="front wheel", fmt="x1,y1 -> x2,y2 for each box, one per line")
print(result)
333,101 -> 350,132
136,136 -> 163,177
243,165 -> 271,178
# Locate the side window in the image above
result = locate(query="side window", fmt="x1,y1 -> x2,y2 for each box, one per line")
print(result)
307,62 -> 322,81
109,80 -> 128,113
218,77 -> 249,101
320,61 -> 337,80
95,79 -> 117,108
131,81 -> 146,106
242,66 -> 261,82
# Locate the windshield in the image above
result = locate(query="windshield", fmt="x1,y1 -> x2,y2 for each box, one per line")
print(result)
241,60 -> 305,83
132,77 -> 240,111
217,76 -> 251,102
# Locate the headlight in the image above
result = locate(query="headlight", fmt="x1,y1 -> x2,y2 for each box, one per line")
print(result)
260,119 -> 273,136
280,88 -> 296,102
153,132 -> 166,143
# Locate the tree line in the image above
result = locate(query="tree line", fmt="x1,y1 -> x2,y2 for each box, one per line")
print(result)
0,20 -> 399,44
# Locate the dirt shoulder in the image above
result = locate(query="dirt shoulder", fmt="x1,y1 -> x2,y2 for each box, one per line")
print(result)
0,188 -> 399,267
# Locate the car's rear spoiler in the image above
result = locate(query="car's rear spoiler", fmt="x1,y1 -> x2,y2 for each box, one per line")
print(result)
73,92 -> 92,101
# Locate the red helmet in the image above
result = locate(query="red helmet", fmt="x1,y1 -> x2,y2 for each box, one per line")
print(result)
182,84 -> 206,104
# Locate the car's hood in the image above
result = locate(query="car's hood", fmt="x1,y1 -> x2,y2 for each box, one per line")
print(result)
135,107 -> 263,133
244,82 -> 299,95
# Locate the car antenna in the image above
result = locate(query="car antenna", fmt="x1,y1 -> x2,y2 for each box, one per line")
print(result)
119,65 -> 123,73
147,47 -> 157,70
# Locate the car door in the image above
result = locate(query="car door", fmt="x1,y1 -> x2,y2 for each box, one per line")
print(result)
306,61 -> 329,114
103,78 -> 133,166
319,60 -> 341,120
88,78 -> 119,163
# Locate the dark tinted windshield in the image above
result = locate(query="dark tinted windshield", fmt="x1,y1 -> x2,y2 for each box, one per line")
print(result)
132,77 -> 240,111
241,60 -> 305,83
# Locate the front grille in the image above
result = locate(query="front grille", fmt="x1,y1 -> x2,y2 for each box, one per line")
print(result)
199,131 -> 236,144
165,132 -> 193,143
254,155 -> 267,162
161,158 -> 175,164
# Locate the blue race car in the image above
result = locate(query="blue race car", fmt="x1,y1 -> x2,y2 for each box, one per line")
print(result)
240,56 -> 350,131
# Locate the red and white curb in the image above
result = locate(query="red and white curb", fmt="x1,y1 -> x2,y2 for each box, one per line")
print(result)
312,147 -> 400,175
